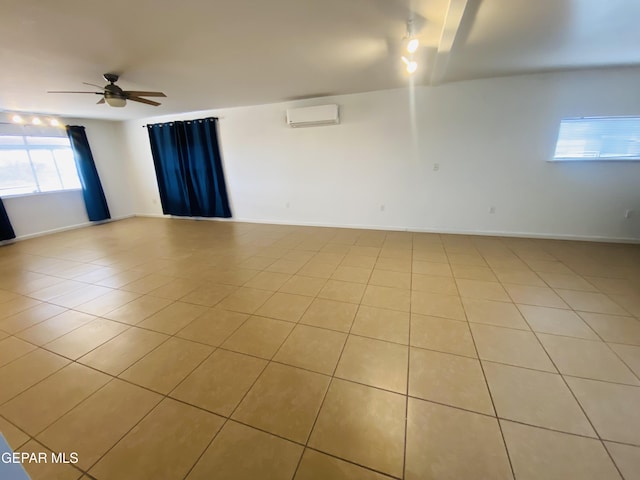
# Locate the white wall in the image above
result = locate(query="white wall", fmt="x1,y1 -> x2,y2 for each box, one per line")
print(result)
118,67 -> 640,241
3,118 -> 134,239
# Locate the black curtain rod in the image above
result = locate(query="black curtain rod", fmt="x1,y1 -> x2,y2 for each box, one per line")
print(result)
142,117 -> 220,128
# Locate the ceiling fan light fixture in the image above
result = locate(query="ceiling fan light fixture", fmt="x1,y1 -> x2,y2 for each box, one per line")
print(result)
406,61 -> 418,74
12,114 -> 23,123
105,95 -> 126,108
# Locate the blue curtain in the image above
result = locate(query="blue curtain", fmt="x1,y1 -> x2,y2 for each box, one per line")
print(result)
0,198 -> 16,241
147,117 -> 231,218
66,126 -> 111,222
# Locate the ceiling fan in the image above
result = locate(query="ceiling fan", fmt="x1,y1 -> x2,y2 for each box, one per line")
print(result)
48,73 -> 166,108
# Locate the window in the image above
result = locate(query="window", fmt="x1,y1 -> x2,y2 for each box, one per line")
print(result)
0,131 -> 81,196
552,116 -> 640,161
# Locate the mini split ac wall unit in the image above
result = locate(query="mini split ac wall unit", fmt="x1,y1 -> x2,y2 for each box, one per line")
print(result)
286,104 -> 339,128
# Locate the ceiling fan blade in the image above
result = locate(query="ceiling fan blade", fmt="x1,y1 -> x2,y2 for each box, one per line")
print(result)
123,91 -> 166,97
127,96 -> 161,106
97,98 -> 105,104
48,91 -> 102,94
83,82 -> 105,89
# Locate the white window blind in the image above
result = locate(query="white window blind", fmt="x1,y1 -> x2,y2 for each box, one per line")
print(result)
552,117 -> 640,161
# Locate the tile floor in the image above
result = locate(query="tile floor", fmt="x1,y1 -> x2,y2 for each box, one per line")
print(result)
0,217 -> 639,479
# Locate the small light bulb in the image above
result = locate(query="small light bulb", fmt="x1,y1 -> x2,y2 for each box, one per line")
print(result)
49,118 -> 60,127
12,114 -> 23,123
406,61 -> 418,74
32,117 -> 42,125
407,38 -> 419,53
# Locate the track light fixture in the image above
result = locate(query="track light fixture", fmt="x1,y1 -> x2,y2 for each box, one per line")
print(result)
402,19 -> 420,75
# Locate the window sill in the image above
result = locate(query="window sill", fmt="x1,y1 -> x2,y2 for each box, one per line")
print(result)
0,189 -> 82,200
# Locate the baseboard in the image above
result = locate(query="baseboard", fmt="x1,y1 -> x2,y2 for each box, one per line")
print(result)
230,217 -> 640,244
8,215 -> 135,242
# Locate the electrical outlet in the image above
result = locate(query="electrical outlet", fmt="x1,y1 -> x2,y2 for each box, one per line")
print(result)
624,209 -> 632,219
433,163 -> 440,171
380,205 -> 385,212
489,206 -> 496,214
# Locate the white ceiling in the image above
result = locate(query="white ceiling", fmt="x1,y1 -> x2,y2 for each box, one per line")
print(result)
1,0 -> 639,120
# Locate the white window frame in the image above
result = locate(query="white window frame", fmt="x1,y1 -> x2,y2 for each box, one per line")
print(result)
551,116 -> 640,162
0,126 -> 81,198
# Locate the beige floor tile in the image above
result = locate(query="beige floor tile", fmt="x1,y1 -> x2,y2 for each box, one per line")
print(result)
20,439 -> 84,480
0,336 -> 36,367
409,347 -> 494,414
503,284 -> 569,308
350,305 -> 409,344
238,255 -> 276,270
411,273 -> 458,295
525,260 -> 573,274
274,324 -> 347,375
299,298 -> 358,332
103,294 -> 173,324
15,310 -> 96,345
405,398 -> 512,480
147,278 -> 199,300
493,268 -> 546,287
604,442 -> 640,480
463,297 -> 530,330
137,301 -> 207,334
452,264 -> 498,282
411,291 -> 466,320
368,269 -> 410,289
298,261 -> 336,279
566,376 -> 640,444
413,260 -> 452,276
537,271 -> 598,291
186,420 -> 303,480
608,342 -> 640,377
176,307 -> 248,346
470,323 -> 556,372
308,379 -> 406,478
336,335 -> 408,393
255,292 -> 314,322
48,284 -> 114,309
178,283 -> 237,307
456,278 -> 510,302
37,379 -> 162,470
171,349 -> 266,416
222,315 -> 294,359
266,258 -> 305,275
483,361 -> 595,436
279,275 -> 326,296
501,420 -> 619,480
44,318 -> 129,359
448,253 -> 488,267
119,337 -> 212,394
0,349 -> 69,404
610,293 -> 640,318
121,273 -> 174,294
341,254 -> 376,269
233,363 -> 330,443
331,265 -> 372,284
217,287 -> 273,314
0,416 -> 30,449
518,304 -> 598,339
538,333 -> 638,384
73,289 -> 141,316
90,398 -> 224,480
318,279 -> 366,304
78,327 -> 168,375
361,285 -> 410,312
376,258 -> 411,273
0,303 -> 66,334
410,314 -> 477,357
586,276 -> 639,296
295,449 -> 388,480
244,271 -> 292,291
579,311 -> 640,345
1,363 -> 110,435
556,289 -> 629,315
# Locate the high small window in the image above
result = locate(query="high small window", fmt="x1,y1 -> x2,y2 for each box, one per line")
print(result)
552,116 -> 640,161
0,130 -> 81,197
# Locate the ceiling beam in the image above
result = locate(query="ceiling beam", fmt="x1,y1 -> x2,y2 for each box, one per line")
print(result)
430,0 -> 479,85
